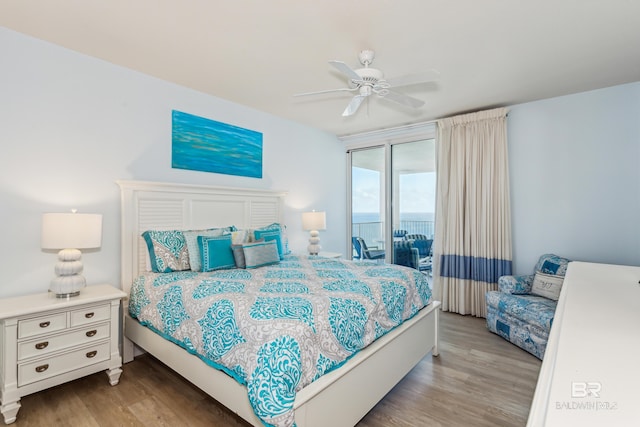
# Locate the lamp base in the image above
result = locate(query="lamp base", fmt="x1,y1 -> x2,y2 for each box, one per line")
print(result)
50,249 -> 86,298
307,230 -> 321,256
50,274 -> 86,298
52,290 -> 81,299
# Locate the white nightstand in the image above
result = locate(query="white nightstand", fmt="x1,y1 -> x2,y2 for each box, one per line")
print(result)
0,284 -> 126,424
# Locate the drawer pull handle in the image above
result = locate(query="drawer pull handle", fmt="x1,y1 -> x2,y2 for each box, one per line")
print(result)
86,330 -> 97,337
86,350 -> 97,358
39,321 -> 50,328
35,364 -> 49,373
35,341 -> 49,350
85,312 -> 95,319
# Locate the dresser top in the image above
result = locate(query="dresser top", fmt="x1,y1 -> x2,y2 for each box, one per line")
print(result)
0,284 -> 126,319
529,261 -> 640,426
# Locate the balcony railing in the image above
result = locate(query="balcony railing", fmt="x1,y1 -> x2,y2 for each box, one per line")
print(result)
352,220 -> 435,251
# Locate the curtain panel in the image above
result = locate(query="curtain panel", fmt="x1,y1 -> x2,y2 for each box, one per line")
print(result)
433,107 -> 512,317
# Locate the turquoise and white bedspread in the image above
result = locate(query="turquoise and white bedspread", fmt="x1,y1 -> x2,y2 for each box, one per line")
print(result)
129,255 -> 432,427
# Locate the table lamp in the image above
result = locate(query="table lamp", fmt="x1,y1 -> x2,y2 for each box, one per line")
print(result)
41,211 -> 102,298
301,211 -> 326,256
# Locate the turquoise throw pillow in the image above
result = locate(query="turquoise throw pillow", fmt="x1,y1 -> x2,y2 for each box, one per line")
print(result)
198,234 -> 235,271
183,228 -> 225,272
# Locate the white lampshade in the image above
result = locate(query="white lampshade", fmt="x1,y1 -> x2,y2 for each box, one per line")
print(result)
42,212 -> 102,298
301,211 -> 326,231
42,213 -> 102,249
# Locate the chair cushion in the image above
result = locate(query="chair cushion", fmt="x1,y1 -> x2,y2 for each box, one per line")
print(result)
486,291 -> 557,332
498,274 -> 534,294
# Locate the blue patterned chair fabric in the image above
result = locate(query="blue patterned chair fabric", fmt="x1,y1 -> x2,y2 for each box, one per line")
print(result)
393,240 -> 419,270
485,253 -> 571,359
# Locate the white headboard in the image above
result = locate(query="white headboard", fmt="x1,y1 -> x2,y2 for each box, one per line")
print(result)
117,180 -> 287,296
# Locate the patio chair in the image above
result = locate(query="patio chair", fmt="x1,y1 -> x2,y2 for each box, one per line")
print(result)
393,230 -> 408,239
352,237 -> 385,260
393,240 -> 419,269
404,234 -> 433,272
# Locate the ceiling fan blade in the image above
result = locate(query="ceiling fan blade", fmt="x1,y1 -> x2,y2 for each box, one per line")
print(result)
294,87 -> 357,97
342,95 -> 367,117
381,90 -> 425,109
329,60 -> 361,82
386,69 -> 440,88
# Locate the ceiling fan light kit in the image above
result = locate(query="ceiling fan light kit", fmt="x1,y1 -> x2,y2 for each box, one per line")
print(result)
295,49 -> 439,117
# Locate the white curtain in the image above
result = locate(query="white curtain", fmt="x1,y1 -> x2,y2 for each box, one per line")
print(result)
433,107 -> 512,317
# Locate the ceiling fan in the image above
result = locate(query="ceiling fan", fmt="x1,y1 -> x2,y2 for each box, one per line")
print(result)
295,50 -> 440,117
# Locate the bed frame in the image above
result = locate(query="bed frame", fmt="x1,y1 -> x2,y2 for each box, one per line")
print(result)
118,180 -> 440,427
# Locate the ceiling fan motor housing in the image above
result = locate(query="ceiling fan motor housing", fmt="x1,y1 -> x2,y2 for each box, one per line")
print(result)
355,67 -> 384,81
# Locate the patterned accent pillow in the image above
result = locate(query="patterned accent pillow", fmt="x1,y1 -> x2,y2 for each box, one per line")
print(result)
253,229 -> 283,259
535,254 -> 571,277
198,234 -> 235,272
183,228 -> 225,272
243,240 -> 280,269
142,230 -> 190,273
531,272 -> 564,300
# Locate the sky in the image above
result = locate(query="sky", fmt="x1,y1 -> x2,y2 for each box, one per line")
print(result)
352,167 -> 436,214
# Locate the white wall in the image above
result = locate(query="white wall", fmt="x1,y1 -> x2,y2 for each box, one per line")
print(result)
0,27 -> 346,298
508,82 -> 640,274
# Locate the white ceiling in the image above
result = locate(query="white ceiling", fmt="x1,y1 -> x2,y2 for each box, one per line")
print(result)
2,1 -> 639,137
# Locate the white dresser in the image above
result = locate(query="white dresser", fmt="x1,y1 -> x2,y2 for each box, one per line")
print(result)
0,284 -> 126,424
527,262 -> 640,426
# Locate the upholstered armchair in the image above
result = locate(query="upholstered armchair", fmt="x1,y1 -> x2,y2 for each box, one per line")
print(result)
485,253 -> 571,359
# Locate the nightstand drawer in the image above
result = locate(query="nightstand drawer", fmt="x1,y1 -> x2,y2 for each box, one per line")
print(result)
18,312 -> 67,339
70,304 -> 110,327
18,341 -> 110,387
18,322 -> 110,360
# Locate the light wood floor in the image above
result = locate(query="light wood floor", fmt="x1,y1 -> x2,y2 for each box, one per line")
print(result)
14,312 -> 541,426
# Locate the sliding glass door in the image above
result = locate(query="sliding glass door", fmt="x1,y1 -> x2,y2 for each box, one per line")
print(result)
349,137 -> 435,268
391,140 -> 436,239
350,147 -> 386,260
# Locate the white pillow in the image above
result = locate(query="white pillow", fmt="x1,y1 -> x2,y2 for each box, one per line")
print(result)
531,272 -> 564,301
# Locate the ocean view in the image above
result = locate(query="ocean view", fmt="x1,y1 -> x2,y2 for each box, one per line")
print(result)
353,212 -> 434,223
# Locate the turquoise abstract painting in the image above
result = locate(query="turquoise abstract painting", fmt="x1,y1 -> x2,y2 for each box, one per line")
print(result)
172,110 -> 263,178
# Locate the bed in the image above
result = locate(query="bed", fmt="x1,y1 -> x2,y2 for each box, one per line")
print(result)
118,180 -> 440,427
